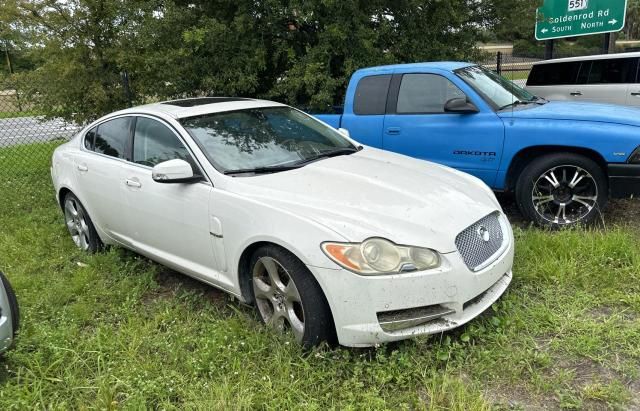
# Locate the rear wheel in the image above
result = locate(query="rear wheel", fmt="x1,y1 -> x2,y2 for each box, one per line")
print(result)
515,153 -> 607,227
250,245 -> 335,347
63,193 -> 103,253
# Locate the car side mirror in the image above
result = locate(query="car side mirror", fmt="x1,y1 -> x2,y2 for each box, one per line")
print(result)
152,159 -> 202,184
444,97 -> 479,114
338,128 -> 350,138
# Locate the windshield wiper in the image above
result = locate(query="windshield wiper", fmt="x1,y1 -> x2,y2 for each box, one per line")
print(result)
223,164 -> 303,175
292,146 -> 362,166
498,100 -> 533,111
531,96 -> 548,104
223,146 -> 362,176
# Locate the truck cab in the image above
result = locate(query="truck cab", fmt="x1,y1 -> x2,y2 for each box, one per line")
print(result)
314,62 -> 640,228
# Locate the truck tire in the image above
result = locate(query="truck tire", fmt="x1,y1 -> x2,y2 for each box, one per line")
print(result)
515,153 -> 608,228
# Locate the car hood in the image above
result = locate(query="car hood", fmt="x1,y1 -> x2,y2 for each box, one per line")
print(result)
498,101 -> 640,127
227,148 -> 501,253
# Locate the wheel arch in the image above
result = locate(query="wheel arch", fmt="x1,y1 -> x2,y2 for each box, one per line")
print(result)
505,145 -> 608,192
236,240 -> 337,330
58,186 -> 72,210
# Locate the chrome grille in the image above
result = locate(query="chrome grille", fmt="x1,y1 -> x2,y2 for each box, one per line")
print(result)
455,212 -> 504,271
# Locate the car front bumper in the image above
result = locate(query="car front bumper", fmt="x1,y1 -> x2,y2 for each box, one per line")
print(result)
609,164 -> 640,198
311,223 -> 515,347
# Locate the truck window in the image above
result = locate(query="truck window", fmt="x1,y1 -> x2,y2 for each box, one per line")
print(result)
586,58 -> 638,84
527,62 -> 581,86
353,75 -> 391,115
396,74 -> 465,114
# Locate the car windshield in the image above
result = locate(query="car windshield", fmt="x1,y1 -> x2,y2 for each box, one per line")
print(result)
455,65 -> 538,110
181,107 -> 356,174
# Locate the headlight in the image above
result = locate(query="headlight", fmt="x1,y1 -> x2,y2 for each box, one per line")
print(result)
629,147 -> 640,164
321,238 -> 440,275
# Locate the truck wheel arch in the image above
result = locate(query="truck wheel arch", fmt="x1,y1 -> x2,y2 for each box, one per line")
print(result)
505,146 -> 608,192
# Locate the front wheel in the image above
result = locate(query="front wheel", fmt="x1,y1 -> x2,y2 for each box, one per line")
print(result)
250,245 -> 335,347
515,153 -> 608,227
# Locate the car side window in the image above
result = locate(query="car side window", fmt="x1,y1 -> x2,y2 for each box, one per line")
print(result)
94,117 -> 131,159
587,58 -> 638,84
84,127 -> 97,151
396,74 -> 466,114
133,117 -> 191,167
353,75 -> 392,115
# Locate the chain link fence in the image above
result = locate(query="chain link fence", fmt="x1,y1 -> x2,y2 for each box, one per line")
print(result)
0,78 -> 82,207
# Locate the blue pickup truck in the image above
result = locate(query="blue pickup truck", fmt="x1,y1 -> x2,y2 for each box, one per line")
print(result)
314,62 -> 640,228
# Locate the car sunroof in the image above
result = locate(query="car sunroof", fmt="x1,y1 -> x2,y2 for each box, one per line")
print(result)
162,97 -> 252,107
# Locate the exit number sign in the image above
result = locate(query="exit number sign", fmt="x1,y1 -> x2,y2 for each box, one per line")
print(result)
568,0 -> 588,12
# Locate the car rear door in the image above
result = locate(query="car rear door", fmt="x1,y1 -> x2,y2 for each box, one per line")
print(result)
73,116 -> 132,241
119,115 -> 221,283
575,57 -> 638,105
382,70 -> 504,186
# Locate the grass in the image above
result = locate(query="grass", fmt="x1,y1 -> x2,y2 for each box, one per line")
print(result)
0,110 -> 41,119
1,143 -> 639,409
502,70 -> 530,81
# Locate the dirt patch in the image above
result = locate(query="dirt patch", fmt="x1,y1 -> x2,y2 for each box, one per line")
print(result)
484,385 -> 556,410
142,267 -> 229,308
587,305 -> 638,322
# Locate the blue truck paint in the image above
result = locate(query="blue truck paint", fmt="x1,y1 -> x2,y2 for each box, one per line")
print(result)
312,62 -> 640,195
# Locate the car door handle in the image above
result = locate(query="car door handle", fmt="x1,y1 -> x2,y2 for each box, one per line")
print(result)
570,91 -> 582,96
631,92 -> 640,96
386,127 -> 401,135
125,179 -> 141,188
77,164 -> 88,172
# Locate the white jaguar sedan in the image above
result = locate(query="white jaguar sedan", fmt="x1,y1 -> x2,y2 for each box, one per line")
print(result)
51,97 -> 514,347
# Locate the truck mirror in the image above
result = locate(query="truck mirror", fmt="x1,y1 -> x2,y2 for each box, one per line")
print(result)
444,98 -> 479,114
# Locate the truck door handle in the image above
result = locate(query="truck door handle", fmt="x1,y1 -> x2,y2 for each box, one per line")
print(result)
77,164 -> 88,172
631,92 -> 640,96
386,127 -> 401,135
570,91 -> 582,96
125,179 -> 141,188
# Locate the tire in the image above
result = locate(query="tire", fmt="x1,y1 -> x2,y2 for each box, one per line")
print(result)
250,245 -> 336,348
63,193 -> 103,253
515,153 -> 608,228
0,271 -> 20,338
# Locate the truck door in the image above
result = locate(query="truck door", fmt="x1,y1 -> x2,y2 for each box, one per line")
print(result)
339,72 -> 392,148
382,71 -> 504,186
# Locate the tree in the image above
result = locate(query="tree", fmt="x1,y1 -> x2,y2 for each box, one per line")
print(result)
623,0 -> 640,40
7,0 -> 494,122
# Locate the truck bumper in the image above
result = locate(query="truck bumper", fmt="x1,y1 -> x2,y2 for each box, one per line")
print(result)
608,164 -> 640,198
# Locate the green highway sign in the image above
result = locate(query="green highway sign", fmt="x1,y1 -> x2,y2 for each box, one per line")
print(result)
535,0 -> 627,40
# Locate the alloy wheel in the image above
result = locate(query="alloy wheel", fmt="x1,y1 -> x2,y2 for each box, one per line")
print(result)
64,197 -> 91,251
531,164 -> 599,225
252,256 -> 305,342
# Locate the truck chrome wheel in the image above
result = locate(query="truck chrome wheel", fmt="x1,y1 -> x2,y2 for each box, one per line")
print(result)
252,256 -> 306,342
64,197 -> 92,251
531,164 -> 598,225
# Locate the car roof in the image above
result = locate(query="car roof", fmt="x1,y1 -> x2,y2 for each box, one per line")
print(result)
532,51 -> 640,66
355,61 -> 476,75
111,97 -> 288,120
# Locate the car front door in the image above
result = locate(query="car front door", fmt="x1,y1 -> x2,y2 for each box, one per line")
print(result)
119,116 -> 222,284
73,116 -> 132,241
382,71 -> 504,186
